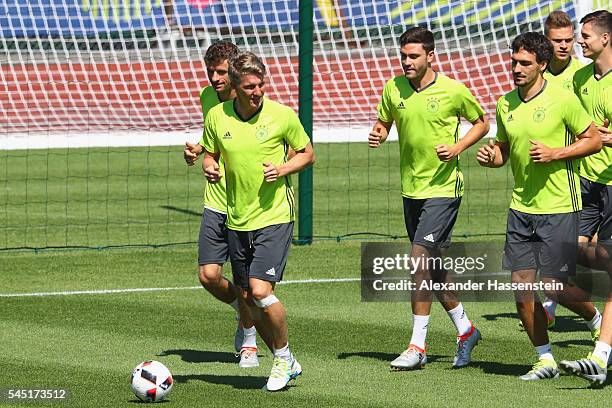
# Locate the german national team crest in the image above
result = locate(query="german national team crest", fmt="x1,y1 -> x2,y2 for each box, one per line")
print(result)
255,125 -> 269,141
533,107 -> 546,123
426,97 -> 440,113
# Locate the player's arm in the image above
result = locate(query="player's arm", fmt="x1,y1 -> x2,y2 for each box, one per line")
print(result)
184,142 -> 204,165
263,143 -> 314,182
203,150 -> 222,183
529,122 -> 602,163
436,115 -> 489,162
476,139 -> 509,168
368,119 -> 393,148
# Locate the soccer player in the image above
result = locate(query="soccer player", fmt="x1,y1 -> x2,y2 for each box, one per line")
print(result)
202,51 -> 315,391
476,32 -> 601,380
369,27 -> 488,370
540,10 -> 603,335
559,10 -> 612,385
543,11 -> 584,92
182,41 -> 265,368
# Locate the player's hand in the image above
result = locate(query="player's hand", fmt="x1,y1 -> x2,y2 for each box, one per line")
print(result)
263,162 -> 281,182
204,161 -> 221,183
435,144 -> 460,162
598,119 -> 611,147
476,139 -> 496,165
368,127 -> 383,148
529,140 -> 556,163
184,142 -> 201,166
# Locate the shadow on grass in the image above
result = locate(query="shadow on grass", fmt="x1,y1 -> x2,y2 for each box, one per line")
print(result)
481,313 -> 586,333
128,398 -> 171,404
337,351 -> 445,364
469,360 -> 531,376
557,377 -> 612,390
552,339 -> 594,348
173,374 -> 267,390
549,316 -> 588,333
481,312 -> 519,321
160,205 -> 200,217
158,349 -> 237,364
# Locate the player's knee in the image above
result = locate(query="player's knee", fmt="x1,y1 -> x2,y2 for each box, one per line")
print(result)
198,265 -> 223,288
249,284 -> 271,301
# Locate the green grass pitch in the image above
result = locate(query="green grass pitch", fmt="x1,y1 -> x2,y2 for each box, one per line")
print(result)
1,243 -> 610,407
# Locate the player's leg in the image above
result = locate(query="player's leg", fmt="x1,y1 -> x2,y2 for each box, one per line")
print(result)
547,179 -> 605,331
246,222 -> 301,392
513,268 -> 559,380
391,198 -> 430,370
539,212 -> 601,342
419,198 -> 481,368
561,202 -> 612,384
504,210 -> 559,380
198,209 -> 237,304
198,208 -> 256,354
560,294 -> 611,385
222,226 -> 266,369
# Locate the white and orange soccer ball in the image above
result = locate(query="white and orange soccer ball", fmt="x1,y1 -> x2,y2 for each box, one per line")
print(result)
130,360 -> 174,403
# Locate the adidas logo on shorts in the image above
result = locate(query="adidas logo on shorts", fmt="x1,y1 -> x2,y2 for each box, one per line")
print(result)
265,267 -> 276,276
423,234 -> 435,243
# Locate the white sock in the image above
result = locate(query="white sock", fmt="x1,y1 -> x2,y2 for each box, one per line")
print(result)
535,343 -> 554,362
274,343 -> 292,361
447,303 -> 472,336
592,341 -> 611,365
409,315 -> 430,350
229,299 -> 240,313
242,326 -> 257,349
542,298 -> 557,317
586,309 -> 602,331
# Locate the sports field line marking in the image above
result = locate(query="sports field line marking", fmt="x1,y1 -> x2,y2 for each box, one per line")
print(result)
0,272 -> 514,298
0,277 -> 361,298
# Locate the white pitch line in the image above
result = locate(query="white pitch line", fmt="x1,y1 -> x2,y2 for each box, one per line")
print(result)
0,277 -> 361,298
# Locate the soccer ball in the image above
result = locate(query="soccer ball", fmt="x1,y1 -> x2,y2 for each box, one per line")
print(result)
130,360 -> 174,403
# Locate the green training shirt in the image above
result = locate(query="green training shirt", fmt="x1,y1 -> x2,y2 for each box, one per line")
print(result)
543,57 -> 584,92
202,97 -> 310,231
594,82 -> 611,133
198,86 -> 227,213
574,63 -> 612,185
377,72 -> 485,199
496,81 -> 592,214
